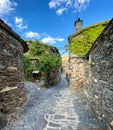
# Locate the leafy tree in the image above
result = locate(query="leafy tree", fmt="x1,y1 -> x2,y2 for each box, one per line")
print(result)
23,40 -> 61,84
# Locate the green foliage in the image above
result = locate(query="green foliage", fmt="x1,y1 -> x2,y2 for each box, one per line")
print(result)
37,54 -> 61,85
69,20 -> 109,57
29,40 -> 52,57
23,40 -> 61,82
38,55 -> 61,72
23,55 -> 35,80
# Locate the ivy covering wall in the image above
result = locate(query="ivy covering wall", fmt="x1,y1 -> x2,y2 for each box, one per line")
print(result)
69,20 -> 109,57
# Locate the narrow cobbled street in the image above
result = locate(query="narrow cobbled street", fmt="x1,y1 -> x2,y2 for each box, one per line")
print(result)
5,74 -> 102,130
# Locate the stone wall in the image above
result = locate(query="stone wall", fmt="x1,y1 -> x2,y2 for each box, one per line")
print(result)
49,68 -> 61,86
49,47 -> 62,86
84,18 -> 113,130
0,19 -> 28,127
69,54 -> 88,89
69,18 -> 113,129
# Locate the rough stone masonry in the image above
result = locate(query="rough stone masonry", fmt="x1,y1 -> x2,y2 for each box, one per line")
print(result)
69,18 -> 113,130
0,19 -> 28,127
85,18 -> 113,130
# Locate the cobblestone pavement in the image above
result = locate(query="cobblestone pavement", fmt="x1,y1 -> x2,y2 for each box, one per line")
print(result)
4,74 -> 103,130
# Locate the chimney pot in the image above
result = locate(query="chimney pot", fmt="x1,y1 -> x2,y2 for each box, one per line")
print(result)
74,18 -> 83,32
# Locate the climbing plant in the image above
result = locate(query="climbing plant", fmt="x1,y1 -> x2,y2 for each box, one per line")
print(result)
69,20 -> 109,57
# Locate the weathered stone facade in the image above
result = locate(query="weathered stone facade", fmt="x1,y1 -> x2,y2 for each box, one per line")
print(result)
45,46 -> 62,86
69,18 -> 113,129
49,68 -> 61,86
85,18 -> 113,130
0,19 -> 28,127
69,54 -> 87,89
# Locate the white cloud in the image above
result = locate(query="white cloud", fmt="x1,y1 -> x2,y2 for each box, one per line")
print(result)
56,37 -> 65,42
74,0 -> 90,12
78,0 -> 90,4
41,36 -> 64,44
24,31 -> 64,44
24,31 -> 40,39
15,17 -> 23,24
56,7 -> 67,15
0,0 -> 17,16
48,0 -> 90,15
49,0 -> 65,9
14,17 -> 28,30
66,0 -> 72,7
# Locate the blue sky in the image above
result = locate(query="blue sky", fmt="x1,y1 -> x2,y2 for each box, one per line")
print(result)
0,0 -> 113,56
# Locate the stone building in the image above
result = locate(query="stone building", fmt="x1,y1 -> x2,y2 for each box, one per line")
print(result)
68,18 -> 113,129
0,19 -> 28,127
68,18 -> 86,89
85,18 -> 113,130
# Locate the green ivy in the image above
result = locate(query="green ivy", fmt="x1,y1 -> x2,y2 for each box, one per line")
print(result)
69,20 -> 109,57
23,55 -> 35,80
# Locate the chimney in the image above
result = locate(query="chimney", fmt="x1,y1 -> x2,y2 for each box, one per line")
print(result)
74,18 -> 83,32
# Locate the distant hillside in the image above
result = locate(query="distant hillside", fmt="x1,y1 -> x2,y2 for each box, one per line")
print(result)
69,20 -> 109,57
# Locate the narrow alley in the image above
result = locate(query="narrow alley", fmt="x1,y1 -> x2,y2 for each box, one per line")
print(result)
4,74 -> 102,130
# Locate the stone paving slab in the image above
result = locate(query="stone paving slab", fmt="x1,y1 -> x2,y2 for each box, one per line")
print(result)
4,74 -> 103,130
